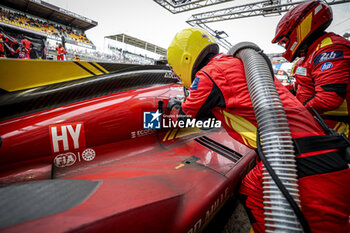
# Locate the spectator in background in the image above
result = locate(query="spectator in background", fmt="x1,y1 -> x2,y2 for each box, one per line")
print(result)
56,43 -> 65,61
0,33 -> 18,58
8,37 -> 18,58
29,43 -> 37,59
0,33 -> 7,42
16,45 -> 27,59
21,37 -> 31,59
73,54 -> 80,61
1,7 -> 92,45
0,37 -> 5,58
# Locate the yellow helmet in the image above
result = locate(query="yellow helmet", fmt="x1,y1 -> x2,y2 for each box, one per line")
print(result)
167,28 -> 219,88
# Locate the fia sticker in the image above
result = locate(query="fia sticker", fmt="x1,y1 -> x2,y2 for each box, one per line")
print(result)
54,152 -> 77,167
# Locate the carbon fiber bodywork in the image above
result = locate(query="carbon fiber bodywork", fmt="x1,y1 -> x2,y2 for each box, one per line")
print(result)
0,180 -> 101,229
0,66 -> 177,121
0,60 -> 257,233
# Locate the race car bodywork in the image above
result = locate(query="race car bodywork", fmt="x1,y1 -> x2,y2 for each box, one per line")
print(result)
0,59 -> 256,233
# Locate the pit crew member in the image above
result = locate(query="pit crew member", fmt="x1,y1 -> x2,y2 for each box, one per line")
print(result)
167,27 -> 350,233
272,0 -> 350,138
56,43 -> 65,61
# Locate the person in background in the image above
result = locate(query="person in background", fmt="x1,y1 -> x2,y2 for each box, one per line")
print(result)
16,44 -> 27,59
167,27 -> 350,233
272,0 -> 350,138
7,37 -> 18,58
0,33 -> 8,44
21,37 -> 31,59
29,43 -> 37,59
73,54 -> 80,61
0,37 -> 5,58
56,43 -> 65,61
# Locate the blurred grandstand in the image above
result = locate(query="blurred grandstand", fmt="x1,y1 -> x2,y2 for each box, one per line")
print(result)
104,34 -> 167,65
0,0 -> 162,64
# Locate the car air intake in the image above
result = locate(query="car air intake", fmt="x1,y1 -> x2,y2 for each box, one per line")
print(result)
195,136 -> 243,163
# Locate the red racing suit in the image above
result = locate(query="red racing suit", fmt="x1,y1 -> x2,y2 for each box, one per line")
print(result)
21,39 -> 31,50
0,34 -> 8,58
180,53 -> 350,233
21,39 -> 32,59
0,42 -> 5,58
285,58 -> 302,92
56,46 -> 65,61
292,32 -> 350,137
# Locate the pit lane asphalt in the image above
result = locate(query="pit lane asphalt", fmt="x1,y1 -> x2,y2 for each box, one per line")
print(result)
203,195 -> 251,233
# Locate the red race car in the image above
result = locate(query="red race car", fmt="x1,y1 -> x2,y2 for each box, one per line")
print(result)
0,61 -> 255,233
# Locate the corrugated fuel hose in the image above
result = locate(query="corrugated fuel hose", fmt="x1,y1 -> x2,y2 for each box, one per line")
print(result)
229,42 -> 311,233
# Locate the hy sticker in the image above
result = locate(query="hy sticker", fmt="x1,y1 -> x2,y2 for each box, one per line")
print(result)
49,122 -> 85,153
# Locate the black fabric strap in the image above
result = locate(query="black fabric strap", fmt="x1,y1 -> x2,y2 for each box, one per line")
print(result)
296,151 -> 348,178
321,83 -> 347,99
238,194 -> 257,224
194,70 -> 226,120
293,135 -> 348,155
302,95 -> 315,106
321,115 -> 350,124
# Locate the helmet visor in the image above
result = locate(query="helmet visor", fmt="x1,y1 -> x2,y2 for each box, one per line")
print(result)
277,36 -> 290,50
